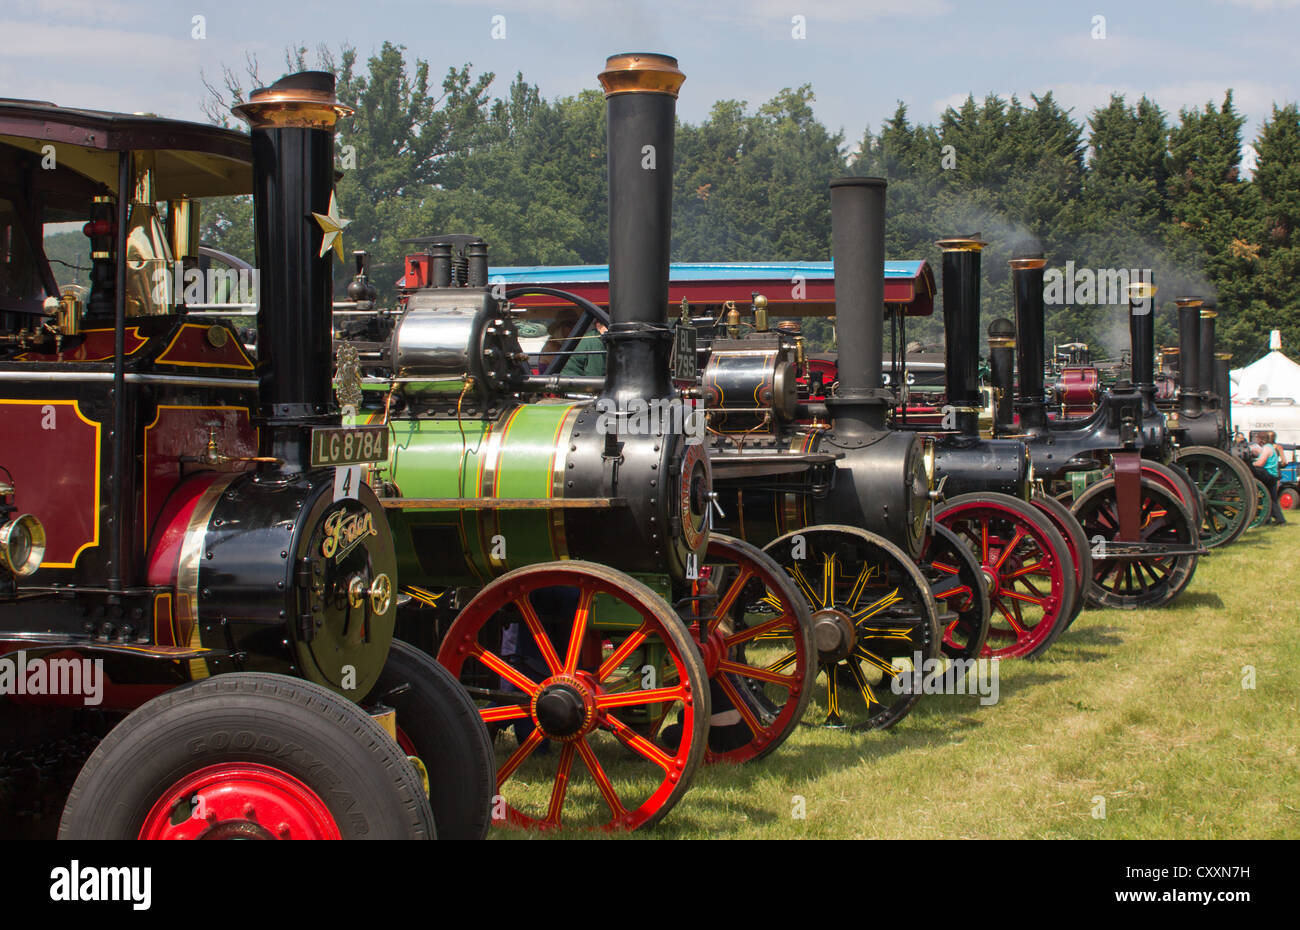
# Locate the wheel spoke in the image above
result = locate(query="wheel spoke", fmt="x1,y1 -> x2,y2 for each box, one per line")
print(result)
574,736 -> 628,819
787,562 -> 823,609
824,665 -> 844,726
497,727 -> 545,788
606,714 -> 674,771
597,624 -> 650,682
821,554 -> 838,611
543,743 -> 576,827
716,674 -> 764,736
724,613 -> 796,646
480,705 -> 530,724
562,586 -> 595,674
716,658 -> 798,687
845,658 -> 881,707
994,600 -> 1025,635
470,644 -> 540,696
515,595 -> 563,677
596,685 -> 688,709
1001,588 -> 1045,607
994,527 -> 1026,570
851,587 -> 904,621
852,646 -> 901,678
711,566 -> 754,632
845,563 -> 876,612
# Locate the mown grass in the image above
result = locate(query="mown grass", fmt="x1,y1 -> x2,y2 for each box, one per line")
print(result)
497,522 -> 1300,839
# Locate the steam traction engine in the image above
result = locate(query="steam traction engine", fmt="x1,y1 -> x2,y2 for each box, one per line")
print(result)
0,74 -> 492,839
988,261 -> 1203,609
1157,299 -> 1258,547
915,239 -> 1084,654
341,54 -> 817,830
493,178 -> 994,732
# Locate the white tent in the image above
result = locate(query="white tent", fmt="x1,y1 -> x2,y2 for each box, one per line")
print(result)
1231,330 -> 1300,402
1231,330 -> 1300,445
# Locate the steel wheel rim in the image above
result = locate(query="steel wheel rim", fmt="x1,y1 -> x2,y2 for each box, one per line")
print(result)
1072,479 -> 1197,608
1178,451 -> 1251,548
936,500 -> 1069,660
137,763 -> 341,840
763,527 -> 940,731
694,536 -> 815,765
921,525 -> 990,663
1250,479 -> 1271,529
438,565 -> 703,832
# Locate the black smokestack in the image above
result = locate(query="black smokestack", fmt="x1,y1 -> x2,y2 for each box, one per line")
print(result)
1127,276 -> 1156,391
1216,353 -> 1232,432
828,177 -> 890,434
1009,255 -> 1048,432
1176,297 -> 1203,417
937,237 -> 987,436
987,318 -> 1016,434
598,53 -> 684,405
1199,302 -> 1217,398
235,72 -> 350,470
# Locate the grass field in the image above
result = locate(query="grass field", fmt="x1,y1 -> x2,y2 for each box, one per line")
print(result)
503,522 -> 1300,839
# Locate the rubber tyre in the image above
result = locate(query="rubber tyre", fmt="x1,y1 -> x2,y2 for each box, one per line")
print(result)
366,639 -> 495,840
58,673 -> 435,840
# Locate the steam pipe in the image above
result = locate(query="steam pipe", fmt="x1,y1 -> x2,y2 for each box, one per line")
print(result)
1009,255 -> 1048,432
235,72 -> 352,471
1176,297 -> 1203,418
598,53 -> 684,406
987,318 -> 1016,434
828,177 -> 891,435
937,237 -> 987,436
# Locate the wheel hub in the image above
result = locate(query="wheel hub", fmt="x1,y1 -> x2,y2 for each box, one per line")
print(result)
811,608 -> 856,663
531,675 -> 596,740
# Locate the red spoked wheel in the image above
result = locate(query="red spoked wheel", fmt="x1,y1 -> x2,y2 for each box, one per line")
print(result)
437,561 -> 708,832
919,524 -> 990,663
689,535 -> 816,765
1280,484 -> 1299,511
138,764 -> 339,840
935,494 -> 1076,660
761,526 -> 941,731
1030,493 -> 1091,628
1070,476 -> 1198,609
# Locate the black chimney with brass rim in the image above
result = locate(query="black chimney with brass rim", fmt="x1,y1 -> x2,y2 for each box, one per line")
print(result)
598,53 -> 685,406
1198,302 -> 1218,399
937,238 -> 988,436
1175,297 -> 1203,418
987,318 -> 1016,434
234,71 -> 353,470
1008,255 -> 1048,432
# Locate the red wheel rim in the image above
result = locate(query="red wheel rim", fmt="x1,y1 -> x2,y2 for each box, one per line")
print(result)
138,763 -> 341,840
437,566 -> 701,832
1280,488 -> 1298,511
693,537 -> 813,765
937,500 -> 1069,660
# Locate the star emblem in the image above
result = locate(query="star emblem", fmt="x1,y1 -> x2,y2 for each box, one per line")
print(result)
312,192 -> 351,261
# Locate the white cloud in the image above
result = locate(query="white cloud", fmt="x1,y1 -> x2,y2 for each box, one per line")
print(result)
1216,0 -> 1300,10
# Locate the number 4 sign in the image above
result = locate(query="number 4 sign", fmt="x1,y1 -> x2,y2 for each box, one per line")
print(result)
334,464 -> 362,502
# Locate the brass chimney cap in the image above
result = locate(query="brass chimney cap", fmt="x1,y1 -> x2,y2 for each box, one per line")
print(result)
1175,296 -> 1204,309
1008,256 -> 1048,270
937,235 -> 986,252
598,53 -> 685,98
1216,352 -> 1232,360
1200,308 -> 1217,318
1127,281 -> 1157,300
233,71 -> 352,130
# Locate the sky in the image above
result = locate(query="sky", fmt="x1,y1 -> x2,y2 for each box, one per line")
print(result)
4,0 -> 1298,152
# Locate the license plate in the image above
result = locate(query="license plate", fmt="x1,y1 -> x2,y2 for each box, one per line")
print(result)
310,425 -> 388,467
